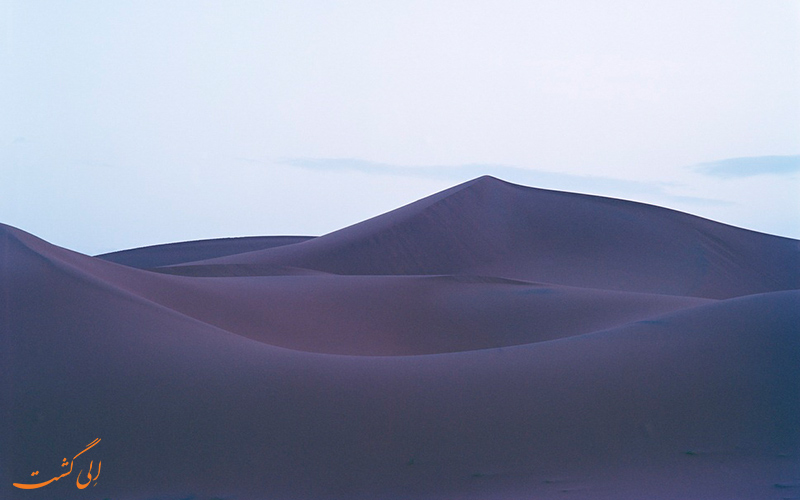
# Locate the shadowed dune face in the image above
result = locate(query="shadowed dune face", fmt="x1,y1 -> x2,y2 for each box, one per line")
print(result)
2,177 -> 799,499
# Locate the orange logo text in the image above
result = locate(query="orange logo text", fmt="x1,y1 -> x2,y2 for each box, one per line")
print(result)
13,438 -> 102,490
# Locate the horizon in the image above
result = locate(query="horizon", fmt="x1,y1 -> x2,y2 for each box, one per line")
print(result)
90,173 -> 799,258
1,1 -> 798,254
5,170 -> 800,256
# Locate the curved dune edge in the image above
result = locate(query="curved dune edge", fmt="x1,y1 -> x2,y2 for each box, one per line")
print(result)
3,223 -> 714,355
95,235 -> 315,268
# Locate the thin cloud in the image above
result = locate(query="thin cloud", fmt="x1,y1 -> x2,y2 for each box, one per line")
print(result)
692,155 -> 800,178
277,157 -> 730,207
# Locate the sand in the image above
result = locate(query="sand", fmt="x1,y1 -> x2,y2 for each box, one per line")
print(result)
2,176 -> 798,499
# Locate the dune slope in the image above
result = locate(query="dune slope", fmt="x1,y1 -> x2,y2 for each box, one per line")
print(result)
185,176 -> 799,299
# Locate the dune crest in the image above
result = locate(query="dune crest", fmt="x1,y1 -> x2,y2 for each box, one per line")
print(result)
180,176 -> 799,299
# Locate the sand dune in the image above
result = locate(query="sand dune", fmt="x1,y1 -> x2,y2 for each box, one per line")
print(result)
96,235 -> 314,268
2,176 -> 798,499
185,176 -> 798,299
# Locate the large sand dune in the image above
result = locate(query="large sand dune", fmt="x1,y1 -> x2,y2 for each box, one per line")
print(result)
177,176 -> 799,299
2,176 -> 798,499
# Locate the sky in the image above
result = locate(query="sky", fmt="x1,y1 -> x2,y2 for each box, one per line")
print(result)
1,0 -> 798,255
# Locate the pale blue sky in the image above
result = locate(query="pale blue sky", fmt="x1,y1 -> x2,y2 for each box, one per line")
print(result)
1,0 -> 798,254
